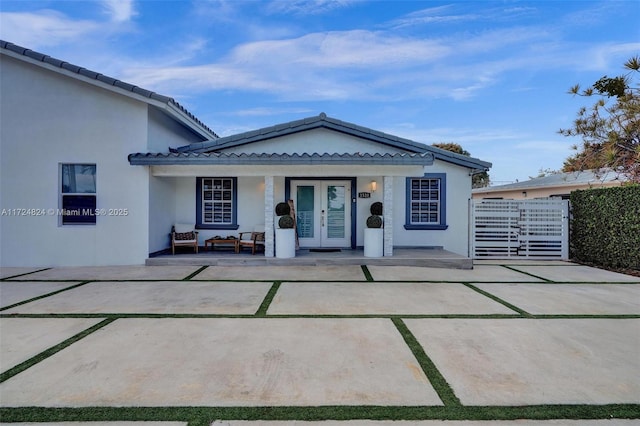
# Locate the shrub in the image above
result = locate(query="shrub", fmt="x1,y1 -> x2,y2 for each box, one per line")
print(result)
366,215 -> 383,229
370,201 -> 383,216
278,215 -> 295,229
570,185 -> 640,270
275,202 -> 290,216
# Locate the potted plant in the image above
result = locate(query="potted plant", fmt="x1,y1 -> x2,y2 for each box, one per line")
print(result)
275,201 -> 296,258
364,201 -> 383,257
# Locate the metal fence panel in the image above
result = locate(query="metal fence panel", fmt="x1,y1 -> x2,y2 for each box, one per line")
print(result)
470,199 -> 569,260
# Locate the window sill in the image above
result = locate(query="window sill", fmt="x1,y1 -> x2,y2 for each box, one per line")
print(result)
196,224 -> 240,230
404,224 -> 449,230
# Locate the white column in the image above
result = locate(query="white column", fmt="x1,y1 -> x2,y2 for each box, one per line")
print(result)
264,175 -> 275,257
383,176 -> 394,257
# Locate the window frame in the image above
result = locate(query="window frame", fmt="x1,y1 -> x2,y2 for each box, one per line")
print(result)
404,173 -> 448,230
196,177 -> 239,230
59,163 -> 97,226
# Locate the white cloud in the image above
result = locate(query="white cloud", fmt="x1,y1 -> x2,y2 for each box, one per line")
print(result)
0,10 -> 98,47
266,0 -> 355,16
102,0 -> 137,23
0,2 -> 137,49
85,14 -> 638,107
387,4 -> 538,29
229,107 -> 315,117
388,5 -> 478,28
585,42 -> 640,71
230,30 -> 449,68
121,29 -> 451,99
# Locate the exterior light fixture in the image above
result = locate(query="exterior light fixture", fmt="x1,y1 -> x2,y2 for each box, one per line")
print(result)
371,180 -> 377,192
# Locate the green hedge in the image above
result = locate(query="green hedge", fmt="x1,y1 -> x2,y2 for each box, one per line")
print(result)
570,185 -> 640,270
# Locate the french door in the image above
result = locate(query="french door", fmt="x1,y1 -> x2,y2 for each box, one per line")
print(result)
291,180 -> 351,248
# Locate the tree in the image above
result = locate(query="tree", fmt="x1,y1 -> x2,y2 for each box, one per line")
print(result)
558,56 -> 640,183
530,168 -> 560,179
432,142 -> 490,188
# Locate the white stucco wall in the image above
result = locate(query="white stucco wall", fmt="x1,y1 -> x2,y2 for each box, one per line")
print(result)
171,176 -> 272,246
148,175 -> 176,254
355,177 -> 384,246
0,55 -> 149,266
147,107 -> 205,152
390,160 -> 472,256
220,128 -> 405,155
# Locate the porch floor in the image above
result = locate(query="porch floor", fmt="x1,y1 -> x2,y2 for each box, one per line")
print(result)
146,247 -> 473,269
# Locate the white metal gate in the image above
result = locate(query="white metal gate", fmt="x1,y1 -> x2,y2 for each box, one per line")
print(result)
470,199 -> 569,260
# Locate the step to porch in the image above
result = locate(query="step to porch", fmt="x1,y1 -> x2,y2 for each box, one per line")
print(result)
146,248 -> 473,269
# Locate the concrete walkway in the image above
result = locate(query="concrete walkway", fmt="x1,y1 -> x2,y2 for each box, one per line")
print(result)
0,261 -> 638,424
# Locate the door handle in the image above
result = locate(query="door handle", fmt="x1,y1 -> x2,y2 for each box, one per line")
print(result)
321,209 -> 325,227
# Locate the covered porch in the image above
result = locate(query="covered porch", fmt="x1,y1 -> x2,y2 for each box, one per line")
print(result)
146,247 -> 473,269
131,153 -> 437,260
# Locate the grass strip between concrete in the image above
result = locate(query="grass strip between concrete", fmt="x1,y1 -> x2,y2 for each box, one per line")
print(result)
0,318 -> 116,383
255,281 -> 281,316
183,266 -> 209,280
501,265 -> 554,282
0,281 -> 93,312
360,265 -> 374,281
1,404 -> 638,423
0,268 -> 51,281
391,317 -> 461,407
463,283 -> 534,317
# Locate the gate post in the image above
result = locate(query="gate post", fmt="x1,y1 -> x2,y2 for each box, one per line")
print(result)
561,200 -> 570,260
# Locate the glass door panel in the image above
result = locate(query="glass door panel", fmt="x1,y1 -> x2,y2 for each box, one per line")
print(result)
321,182 -> 351,247
326,185 -> 345,239
296,185 -> 315,239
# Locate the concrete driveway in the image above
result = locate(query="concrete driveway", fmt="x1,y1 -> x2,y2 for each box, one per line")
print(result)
1,261 -> 638,425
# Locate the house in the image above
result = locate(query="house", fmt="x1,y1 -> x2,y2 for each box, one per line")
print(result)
1,41 -> 491,267
472,170 -> 624,200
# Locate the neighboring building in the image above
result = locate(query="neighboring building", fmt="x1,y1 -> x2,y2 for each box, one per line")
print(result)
1,41 -> 491,267
472,170 -> 624,200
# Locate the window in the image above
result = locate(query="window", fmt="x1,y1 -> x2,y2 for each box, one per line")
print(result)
60,164 -> 96,225
404,173 -> 448,230
196,177 -> 238,229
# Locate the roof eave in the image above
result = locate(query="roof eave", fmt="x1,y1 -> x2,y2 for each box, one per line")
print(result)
164,102 -> 218,140
128,152 -> 435,166
433,153 -> 492,171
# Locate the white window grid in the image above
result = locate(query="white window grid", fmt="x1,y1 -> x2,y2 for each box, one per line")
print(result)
410,178 -> 440,224
202,178 -> 233,224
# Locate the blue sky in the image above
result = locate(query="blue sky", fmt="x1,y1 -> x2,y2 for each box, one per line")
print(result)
1,0 -> 638,184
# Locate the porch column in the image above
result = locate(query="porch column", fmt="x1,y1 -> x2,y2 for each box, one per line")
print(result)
264,175 -> 275,257
383,176 -> 394,256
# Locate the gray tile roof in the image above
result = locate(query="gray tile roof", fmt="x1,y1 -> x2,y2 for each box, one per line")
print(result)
1,40 -> 218,139
178,113 -> 491,171
128,151 -> 435,166
473,169 -> 625,193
